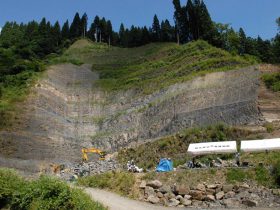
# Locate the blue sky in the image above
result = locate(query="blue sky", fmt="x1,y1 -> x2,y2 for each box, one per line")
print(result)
0,0 -> 279,39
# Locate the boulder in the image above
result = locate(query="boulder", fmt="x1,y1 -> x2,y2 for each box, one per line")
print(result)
168,198 -> 180,207
206,188 -> 216,195
176,195 -> 183,200
223,198 -> 241,208
157,192 -> 163,198
147,195 -> 160,204
239,183 -> 250,189
180,198 -> 192,206
164,192 -> 176,200
215,186 -> 222,193
223,184 -> 234,193
207,184 -> 217,189
159,197 -> 168,206
146,180 -> 163,189
174,185 -> 190,195
242,199 -> 258,207
184,194 -> 192,200
215,191 -> 225,200
145,186 -> 155,197
224,191 -> 235,199
205,194 -> 215,202
196,183 -> 206,192
139,181 -> 146,189
190,190 -> 205,201
159,185 -> 171,194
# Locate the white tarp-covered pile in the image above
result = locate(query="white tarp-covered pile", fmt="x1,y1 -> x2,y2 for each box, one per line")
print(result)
241,138 -> 280,152
187,141 -> 237,156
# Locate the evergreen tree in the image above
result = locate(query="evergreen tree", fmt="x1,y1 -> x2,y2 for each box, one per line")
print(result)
152,15 -> 161,42
81,13 -> 88,38
142,26 -> 151,45
51,21 -> 61,48
106,20 -> 113,45
173,0 -> 189,43
119,23 -> 126,46
160,20 -> 174,42
70,13 -> 82,38
88,22 -> 96,41
239,28 -> 246,55
93,16 -> 100,42
99,18 -> 107,42
61,20 -> 70,40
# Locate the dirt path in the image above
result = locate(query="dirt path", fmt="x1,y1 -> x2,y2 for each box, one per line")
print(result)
84,188 -> 181,210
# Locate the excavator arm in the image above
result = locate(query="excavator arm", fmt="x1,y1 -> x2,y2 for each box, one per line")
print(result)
82,148 -> 106,162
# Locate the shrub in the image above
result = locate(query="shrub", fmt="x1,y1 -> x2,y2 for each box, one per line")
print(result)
262,73 -> 280,92
0,169 -> 106,210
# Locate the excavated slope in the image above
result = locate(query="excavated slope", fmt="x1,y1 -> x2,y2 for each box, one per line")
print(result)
0,62 -> 261,173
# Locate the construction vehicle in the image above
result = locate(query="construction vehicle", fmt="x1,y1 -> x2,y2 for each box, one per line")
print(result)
81,147 -> 106,162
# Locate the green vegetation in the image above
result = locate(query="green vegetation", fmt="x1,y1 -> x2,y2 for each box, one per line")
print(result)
226,168 -> 252,183
262,72 -> 280,92
94,40 -> 256,94
78,171 -> 135,197
226,163 -> 279,188
117,124 -> 252,170
0,168 -> 106,210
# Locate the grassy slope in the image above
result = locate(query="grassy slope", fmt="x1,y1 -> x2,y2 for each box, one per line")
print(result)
55,39 -> 257,95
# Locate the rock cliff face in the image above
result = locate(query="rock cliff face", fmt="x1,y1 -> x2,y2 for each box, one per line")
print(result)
0,64 -> 261,172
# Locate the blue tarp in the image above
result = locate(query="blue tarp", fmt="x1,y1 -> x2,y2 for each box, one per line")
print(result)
156,158 -> 173,172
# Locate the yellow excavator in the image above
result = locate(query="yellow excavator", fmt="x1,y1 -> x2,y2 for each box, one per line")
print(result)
81,147 -> 106,162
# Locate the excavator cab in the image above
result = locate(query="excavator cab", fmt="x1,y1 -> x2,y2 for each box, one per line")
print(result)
82,148 -> 106,162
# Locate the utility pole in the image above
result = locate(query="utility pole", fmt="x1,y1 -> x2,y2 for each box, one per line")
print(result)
108,36 -> 111,48
177,32 -> 180,45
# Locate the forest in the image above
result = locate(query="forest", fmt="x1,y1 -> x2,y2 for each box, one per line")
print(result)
0,0 -> 279,117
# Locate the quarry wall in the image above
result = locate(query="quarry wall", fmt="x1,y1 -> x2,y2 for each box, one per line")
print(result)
0,64 -> 261,172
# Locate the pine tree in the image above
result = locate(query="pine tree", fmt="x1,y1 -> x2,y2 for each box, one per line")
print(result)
88,22 -> 96,41
160,20 -> 173,42
51,21 -> 61,48
152,15 -> 161,42
93,16 -> 100,42
142,26 -> 151,45
173,0 -> 189,43
70,13 -> 81,38
99,18 -> 107,42
119,23 -> 126,46
106,20 -> 113,45
239,28 -> 246,55
61,20 -> 70,40
81,13 -> 88,38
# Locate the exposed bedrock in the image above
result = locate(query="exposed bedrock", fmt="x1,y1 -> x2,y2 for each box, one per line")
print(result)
0,64 -> 261,171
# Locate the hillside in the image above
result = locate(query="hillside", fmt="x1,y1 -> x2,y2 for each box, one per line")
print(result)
53,39 -> 257,94
0,39 -> 260,174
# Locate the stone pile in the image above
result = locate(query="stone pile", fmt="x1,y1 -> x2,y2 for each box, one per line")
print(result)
60,159 -> 119,180
139,180 -> 280,208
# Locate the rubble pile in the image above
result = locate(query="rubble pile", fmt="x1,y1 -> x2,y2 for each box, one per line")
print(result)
139,180 -> 280,208
59,159 -> 120,181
